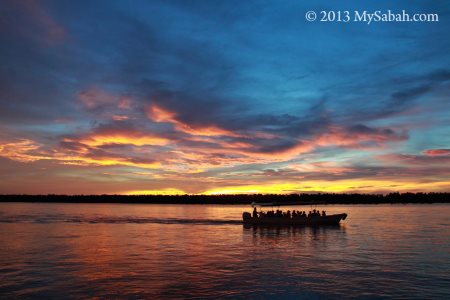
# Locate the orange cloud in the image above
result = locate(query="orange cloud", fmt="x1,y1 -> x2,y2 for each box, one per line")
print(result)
118,98 -> 132,109
76,132 -> 169,147
315,125 -> 406,148
147,105 -> 243,137
423,149 -> 450,156
147,105 -> 177,123
56,155 -> 161,169
0,138 -> 160,169
112,115 -> 129,121
0,139 -> 50,162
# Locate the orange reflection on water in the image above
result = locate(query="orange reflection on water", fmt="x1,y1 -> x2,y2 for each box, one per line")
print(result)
1,203 -> 449,298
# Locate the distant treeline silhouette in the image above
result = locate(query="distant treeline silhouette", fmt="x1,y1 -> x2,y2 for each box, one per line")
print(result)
0,193 -> 449,204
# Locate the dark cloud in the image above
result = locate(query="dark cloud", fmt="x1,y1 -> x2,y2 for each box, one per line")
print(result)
347,124 -> 407,140
345,68 -> 450,122
426,69 -> 450,82
391,85 -> 431,104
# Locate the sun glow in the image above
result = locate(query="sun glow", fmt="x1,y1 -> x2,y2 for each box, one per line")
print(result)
202,179 -> 450,195
124,189 -> 186,195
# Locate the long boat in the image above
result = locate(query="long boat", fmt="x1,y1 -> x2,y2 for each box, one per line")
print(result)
242,212 -> 347,226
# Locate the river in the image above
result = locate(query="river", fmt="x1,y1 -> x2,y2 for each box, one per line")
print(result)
0,203 -> 449,299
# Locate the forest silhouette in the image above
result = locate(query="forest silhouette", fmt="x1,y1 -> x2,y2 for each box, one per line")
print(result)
0,193 -> 449,204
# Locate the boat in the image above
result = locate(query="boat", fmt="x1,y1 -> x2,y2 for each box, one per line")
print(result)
243,212 -> 347,226
242,204 -> 347,226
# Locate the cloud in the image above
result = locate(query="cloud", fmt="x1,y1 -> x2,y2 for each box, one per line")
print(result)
147,104 -> 245,137
1,1 -> 449,194
79,87 -> 118,110
112,115 -> 129,121
423,149 -> 450,156
76,131 -> 168,148
378,153 -> 450,166
352,69 -> 450,122
117,98 -> 132,109
0,139 -> 49,162
1,0 -> 66,45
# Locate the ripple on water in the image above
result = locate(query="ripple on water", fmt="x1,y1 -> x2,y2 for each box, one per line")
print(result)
0,203 -> 449,299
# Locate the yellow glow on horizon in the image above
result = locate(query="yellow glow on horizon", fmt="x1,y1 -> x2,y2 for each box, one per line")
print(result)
124,188 -> 186,195
202,183 -> 302,195
202,179 -> 450,195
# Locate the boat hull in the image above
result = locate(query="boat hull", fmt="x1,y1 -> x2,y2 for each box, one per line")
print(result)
242,212 -> 347,226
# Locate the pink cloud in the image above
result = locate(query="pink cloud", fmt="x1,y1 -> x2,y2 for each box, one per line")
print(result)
316,125 -> 407,149
118,98 -> 132,109
79,87 -> 117,109
423,149 -> 450,156
112,115 -> 129,121
378,153 -> 450,166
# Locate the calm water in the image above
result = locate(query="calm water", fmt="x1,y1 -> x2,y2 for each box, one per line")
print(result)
0,203 -> 449,299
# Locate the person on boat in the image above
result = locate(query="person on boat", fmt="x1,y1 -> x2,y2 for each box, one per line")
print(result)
322,210 -> 326,216
292,210 -> 297,218
276,210 -> 282,217
286,210 -> 291,218
253,207 -> 258,218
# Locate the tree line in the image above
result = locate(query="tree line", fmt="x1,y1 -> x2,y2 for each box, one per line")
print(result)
0,192 -> 449,204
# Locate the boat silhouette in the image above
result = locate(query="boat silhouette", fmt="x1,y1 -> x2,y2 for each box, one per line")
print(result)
243,202 -> 347,226
242,212 -> 347,226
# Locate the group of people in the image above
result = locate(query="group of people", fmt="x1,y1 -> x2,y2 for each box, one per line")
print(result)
252,207 -> 326,219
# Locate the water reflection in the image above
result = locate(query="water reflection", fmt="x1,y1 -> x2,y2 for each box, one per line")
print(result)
244,224 -> 345,240
0,203 -> 449,299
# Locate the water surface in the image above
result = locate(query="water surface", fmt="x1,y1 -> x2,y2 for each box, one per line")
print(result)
0,203 -> 449,299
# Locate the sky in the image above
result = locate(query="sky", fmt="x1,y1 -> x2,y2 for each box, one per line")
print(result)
0,0 -> 449,195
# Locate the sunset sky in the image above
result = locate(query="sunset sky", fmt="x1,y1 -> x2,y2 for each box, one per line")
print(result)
0,0 -> 449,195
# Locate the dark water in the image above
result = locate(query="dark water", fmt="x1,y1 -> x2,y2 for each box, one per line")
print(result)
0,203 -> 449,299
